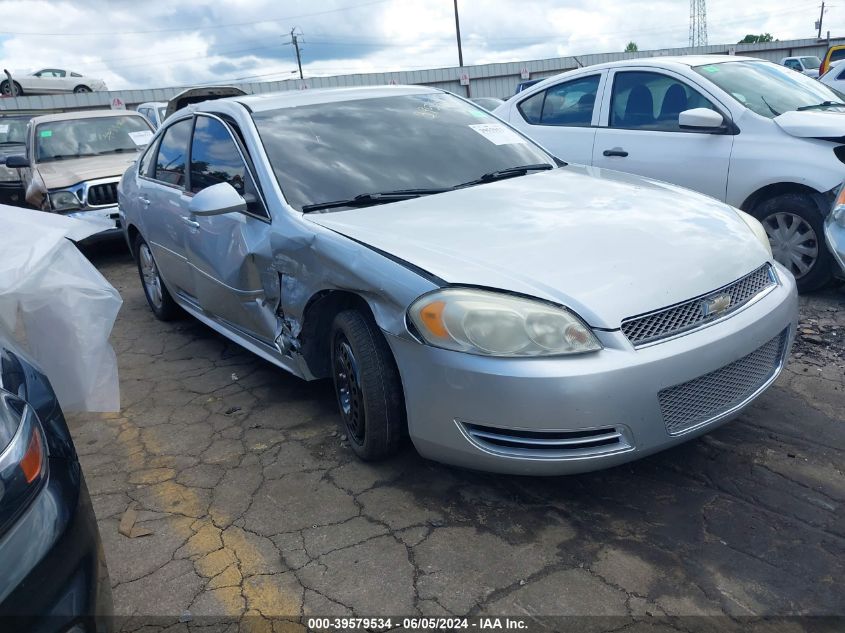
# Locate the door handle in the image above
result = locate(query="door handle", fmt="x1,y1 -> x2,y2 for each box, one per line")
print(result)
180,216 -> 200,229
602,148 -> 629,157
138,195 -> 150,207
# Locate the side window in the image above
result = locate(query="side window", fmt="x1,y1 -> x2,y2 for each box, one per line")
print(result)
785,60 -> 801,71
518,75 -> 600,127
139,138 -> 159,178
838,67 -> 845,81
831,49 -> 845,63
154,118 -> 192,187
609,71 -> 717,132
190,116 -> 267,217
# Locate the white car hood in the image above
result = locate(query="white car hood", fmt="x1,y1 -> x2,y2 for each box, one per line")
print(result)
774,109 -> 845,138
306,166 -> 771,329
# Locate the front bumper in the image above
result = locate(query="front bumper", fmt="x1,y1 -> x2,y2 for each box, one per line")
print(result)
0,464 -> 112,632
824,214 -> 845,278
66,206 -> 123,244
389,264 -> 798,475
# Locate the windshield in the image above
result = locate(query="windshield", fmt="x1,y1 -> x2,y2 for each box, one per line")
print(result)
694,60 -> 845,118
0,116 -> 30,145
801,56 -> 822,70
34,115 -> 152,163
252,92 -> 553,212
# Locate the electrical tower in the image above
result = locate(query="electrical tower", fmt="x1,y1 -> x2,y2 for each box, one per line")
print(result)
689,0 -> 708,47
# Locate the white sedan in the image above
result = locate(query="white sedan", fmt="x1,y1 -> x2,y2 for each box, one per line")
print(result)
495,55 -> 845,292
1,68 -> 107,96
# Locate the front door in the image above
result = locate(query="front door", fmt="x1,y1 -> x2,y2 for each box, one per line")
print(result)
183,114 -> 277,344
591,69 -> 734,201
142,117 -> 196,297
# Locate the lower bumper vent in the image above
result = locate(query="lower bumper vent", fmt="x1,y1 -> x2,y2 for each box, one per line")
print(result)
658,330 -> 788,436
460,422 -> 631,459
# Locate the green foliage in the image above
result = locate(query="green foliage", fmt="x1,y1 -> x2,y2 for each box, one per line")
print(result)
738,33 -> 775,44
625,41 -> 638,52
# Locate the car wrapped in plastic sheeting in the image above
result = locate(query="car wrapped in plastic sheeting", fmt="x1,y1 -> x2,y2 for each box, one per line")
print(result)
0,204 -> 122,411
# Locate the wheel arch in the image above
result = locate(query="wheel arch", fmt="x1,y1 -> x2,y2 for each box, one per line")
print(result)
298,289 -> 382,379
126,223 -> 141,258
740,182 -> 832,216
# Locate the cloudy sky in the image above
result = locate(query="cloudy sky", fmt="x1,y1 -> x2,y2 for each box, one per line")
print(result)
0,0 -> 830,89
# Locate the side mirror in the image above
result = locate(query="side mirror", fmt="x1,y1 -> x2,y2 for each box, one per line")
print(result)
679,108 -> 726,133
4,155 -> 29,168
188,182 -> 247,217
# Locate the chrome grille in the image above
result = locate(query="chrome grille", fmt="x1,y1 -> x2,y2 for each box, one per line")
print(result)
86,182 -> 118,207
461,422 -> 630,458
658,330 -> 787,435
621,264 -> 775,347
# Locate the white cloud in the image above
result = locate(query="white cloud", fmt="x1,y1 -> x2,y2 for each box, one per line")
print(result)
0,0 -> 827,89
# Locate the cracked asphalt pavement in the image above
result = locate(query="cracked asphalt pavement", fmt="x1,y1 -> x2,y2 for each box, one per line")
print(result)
67,246 -> 844,629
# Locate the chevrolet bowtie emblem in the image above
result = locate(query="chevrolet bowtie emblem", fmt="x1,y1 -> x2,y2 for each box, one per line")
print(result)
701,293 -> 732,318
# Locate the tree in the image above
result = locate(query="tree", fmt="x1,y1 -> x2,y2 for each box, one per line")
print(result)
625,41 -> 638,52
738,33 -> 775,44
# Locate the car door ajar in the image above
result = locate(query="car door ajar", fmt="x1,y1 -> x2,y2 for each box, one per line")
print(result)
184,115 -> 278,345
141,117 -> 196,298
507,72 -> 606,165
592,69 -> 734,201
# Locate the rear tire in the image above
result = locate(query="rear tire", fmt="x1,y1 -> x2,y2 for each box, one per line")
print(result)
330,309 -> 405,461
751,193 -> 833,293
73,85 -> 92,93
0,80 -> 22,96
134,234 -> 179,321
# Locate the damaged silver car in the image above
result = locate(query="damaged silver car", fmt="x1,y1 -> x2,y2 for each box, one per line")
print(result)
119,86 -> 798,475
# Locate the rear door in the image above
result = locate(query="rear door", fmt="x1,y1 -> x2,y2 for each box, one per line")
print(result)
141,117 -> 196,297
591,68 -> 734,201
505,72 -> 606,164
183,114 -> 277,344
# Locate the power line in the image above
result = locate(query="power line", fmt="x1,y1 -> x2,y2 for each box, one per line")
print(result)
0,0 -> 391,37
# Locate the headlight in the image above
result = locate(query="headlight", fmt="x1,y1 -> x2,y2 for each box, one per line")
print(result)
831,185 -> 845,227
48,190 -> 82,212
0,390 -> 47,532
737,211 -> 773,258
408,288 -> 601,357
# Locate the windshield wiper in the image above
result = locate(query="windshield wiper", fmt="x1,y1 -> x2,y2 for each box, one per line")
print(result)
301,188 -> 452,213
41,154 -> 83,162
454,163 -> 555,188
760,96 -> 782,117
94,147 -> 137,155
796,100 -> 845,111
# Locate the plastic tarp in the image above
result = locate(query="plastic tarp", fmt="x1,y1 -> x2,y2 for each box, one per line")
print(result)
0,204 -> 122,411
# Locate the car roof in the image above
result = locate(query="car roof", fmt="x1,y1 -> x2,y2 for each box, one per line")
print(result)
205,85 -> 440,113
28,109 -> 148,125
582,54 -> 766,72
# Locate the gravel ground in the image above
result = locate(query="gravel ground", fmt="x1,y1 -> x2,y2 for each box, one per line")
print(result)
68,245 -> 845,631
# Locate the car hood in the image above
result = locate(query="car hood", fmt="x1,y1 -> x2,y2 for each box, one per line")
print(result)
35,153 -> 139,190
306,166 -> 771,329
774,109 -> 845,138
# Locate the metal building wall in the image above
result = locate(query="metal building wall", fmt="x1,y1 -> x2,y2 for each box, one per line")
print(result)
2,36 -> 842,112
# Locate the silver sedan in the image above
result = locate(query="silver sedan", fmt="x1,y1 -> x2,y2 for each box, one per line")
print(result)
118,86 -> 797,475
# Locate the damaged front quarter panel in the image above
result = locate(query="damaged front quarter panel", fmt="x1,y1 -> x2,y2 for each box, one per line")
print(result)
267,220 -> 439,379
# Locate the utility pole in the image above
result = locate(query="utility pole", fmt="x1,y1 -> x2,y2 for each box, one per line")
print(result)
453,0 -> 464,67
291,28 -> 304,80
817,2 -> 826,39
689,0 -> 708,47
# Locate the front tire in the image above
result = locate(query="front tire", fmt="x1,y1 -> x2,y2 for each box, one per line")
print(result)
134,234 -> 179,320
73,85 -> 92,93
752,193 -> 833,293
330,309 -> 405,461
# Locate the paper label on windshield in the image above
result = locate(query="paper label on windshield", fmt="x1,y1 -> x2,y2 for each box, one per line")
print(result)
40,130 -> 52,138
128,130 -> 153,146
0,124 -> 8,134
468,123 -> 526,145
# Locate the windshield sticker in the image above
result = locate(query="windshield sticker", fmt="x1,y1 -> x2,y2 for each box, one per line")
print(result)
468,123 -> 526,145
0,124 -> 8,134
731,92 -> 748,103
40,130 -> 53,138
128,130 -> 153,146
701,65 -> 719,73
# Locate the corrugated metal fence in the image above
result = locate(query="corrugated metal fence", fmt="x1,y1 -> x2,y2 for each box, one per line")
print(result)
2,36 -> 842,112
